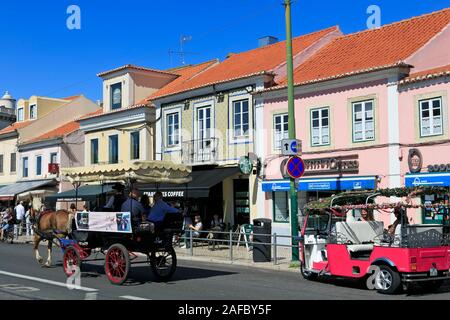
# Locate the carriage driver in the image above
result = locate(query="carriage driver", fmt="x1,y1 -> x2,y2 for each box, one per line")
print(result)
147,191 -> 182,230
121,188 -> 146,227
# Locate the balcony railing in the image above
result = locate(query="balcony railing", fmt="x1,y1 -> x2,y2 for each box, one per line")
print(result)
181,138 -> 219,165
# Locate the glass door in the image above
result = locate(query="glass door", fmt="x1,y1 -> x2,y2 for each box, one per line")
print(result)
197,106 -> 212,162
234,179 -> 250,226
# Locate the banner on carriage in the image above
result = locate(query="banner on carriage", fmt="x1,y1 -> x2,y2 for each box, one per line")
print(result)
75,211 -> 132,233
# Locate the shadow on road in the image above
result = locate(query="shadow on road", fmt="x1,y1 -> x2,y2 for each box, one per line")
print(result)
57,261 -> 238,286
314,276 -> 450,297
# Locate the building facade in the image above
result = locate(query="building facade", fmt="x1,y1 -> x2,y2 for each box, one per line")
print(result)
257,8 -> 450,238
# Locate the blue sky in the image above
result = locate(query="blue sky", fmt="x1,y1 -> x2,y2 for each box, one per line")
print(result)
1,0 -> 449,102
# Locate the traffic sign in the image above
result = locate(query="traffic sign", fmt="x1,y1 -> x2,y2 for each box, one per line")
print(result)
282,139 -> 302,156
286,156 -> 305,179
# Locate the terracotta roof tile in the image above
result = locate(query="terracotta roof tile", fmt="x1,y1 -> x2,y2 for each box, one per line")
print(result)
149,26 -> 340,99
0,121 -> 34,136
23,121 -> 80,144
61,95 -> 82,101
282,8 -> 450,86
146,59 -> 219,101
400,64 -> 450,84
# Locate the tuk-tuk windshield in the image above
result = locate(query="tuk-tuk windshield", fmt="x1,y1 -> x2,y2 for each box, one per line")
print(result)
305,214 -> 330,233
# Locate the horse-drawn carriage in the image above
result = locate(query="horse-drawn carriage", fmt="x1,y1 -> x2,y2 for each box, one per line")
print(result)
55,161 -> 192,285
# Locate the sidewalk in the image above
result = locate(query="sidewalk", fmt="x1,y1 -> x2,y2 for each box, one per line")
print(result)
11,235 -> 301,274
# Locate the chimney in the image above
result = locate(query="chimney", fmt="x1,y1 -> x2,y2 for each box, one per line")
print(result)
258,36 -> 279,48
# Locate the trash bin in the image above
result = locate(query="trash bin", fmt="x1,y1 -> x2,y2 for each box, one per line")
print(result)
253,218 -> 272,262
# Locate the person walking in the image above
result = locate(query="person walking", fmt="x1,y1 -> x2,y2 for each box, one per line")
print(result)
25,207 -> 34,237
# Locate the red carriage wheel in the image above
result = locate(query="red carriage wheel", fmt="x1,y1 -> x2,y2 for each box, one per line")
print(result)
63,246 -> 81,277
104,244 -> 130,285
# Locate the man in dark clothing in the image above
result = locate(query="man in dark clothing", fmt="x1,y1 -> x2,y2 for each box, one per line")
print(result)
121,188 -> 146,227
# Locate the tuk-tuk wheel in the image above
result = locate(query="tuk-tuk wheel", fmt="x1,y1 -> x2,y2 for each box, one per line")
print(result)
301,264 -> 318,281
375,265 -> 401,294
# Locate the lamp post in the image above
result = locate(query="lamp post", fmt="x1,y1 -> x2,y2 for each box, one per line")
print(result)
284,0 -> 299,262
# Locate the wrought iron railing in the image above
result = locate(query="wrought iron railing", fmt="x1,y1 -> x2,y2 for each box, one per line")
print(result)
181,138 -> 219,165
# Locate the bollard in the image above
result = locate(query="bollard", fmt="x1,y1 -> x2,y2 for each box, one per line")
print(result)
229,230 -> 233,261
189,230 -> 193,257
273,233 -> 277,266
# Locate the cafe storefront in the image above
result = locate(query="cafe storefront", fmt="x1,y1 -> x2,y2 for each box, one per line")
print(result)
139,166 -> 244,229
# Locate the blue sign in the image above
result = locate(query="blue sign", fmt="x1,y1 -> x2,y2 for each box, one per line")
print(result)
287,156 -> 305,179
262,176 -> 376,192
405,173 -> 450,187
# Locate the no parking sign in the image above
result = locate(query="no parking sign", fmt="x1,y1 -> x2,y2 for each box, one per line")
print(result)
286,156 -> 305,179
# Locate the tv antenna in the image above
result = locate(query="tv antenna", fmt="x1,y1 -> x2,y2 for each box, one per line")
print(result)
168,35 -> 199,67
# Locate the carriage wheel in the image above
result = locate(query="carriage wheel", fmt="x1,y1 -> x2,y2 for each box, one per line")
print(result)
105,244 -> 130,285
63,246 -> 81,277
150,246 -> 177,282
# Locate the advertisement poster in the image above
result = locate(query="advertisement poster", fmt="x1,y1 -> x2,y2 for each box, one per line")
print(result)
76,211 -> 132,233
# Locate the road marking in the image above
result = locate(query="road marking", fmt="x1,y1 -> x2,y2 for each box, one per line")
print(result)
0,270 -> 98,292
0,284 -> 40,292
120,295 -> 151,300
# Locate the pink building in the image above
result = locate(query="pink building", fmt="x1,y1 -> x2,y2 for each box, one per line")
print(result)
254,8 -> 450,238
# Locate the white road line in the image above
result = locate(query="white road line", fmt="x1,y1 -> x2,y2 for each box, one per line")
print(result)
120,295 -> 151,300
0,270 -> 98,292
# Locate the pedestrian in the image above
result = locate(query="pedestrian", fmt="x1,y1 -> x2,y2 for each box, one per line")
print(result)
25,207 -> 34,237
14,201 -> 25,238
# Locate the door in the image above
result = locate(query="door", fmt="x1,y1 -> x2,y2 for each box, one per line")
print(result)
233,179 -> 250,226
196,106 -> 212,162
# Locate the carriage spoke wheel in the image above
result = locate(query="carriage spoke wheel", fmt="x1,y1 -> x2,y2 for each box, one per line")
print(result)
105,244 -> 130,285
63,246 -> 81,277
150,246 -> 177,281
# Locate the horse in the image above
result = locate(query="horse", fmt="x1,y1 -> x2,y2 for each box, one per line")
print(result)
30,207 -> 73,267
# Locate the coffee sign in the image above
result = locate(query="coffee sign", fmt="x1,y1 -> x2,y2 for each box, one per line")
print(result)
302,155 -> 359,176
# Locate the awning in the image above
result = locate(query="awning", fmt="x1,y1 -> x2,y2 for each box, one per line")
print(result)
61,160 -> 192,184
0,180 -> 57,201
139,167 -> 241,198
46,184 -> 115,202
405,173 -> 450,188
262,176 -> 377,192
17,189 -> 57,201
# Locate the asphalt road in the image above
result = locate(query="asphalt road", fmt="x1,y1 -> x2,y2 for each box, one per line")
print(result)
0,242 -> 449,300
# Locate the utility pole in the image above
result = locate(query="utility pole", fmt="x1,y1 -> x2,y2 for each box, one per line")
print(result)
284,0 -> 299,262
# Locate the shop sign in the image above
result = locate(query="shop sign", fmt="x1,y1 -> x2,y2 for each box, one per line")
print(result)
428,164 -> 450,173
408,149 -> 423,173
302,155 -> 359,176
144,191 -> 185,198
239,156 -> 253,175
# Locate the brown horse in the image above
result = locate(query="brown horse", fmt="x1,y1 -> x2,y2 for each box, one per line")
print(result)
30,207 -> 72,267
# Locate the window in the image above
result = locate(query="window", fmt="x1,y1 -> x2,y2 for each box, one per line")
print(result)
17,108 -> 24,121
130,131 -> 140,160
36,156 -> 42,176
273,114 -> 289,150
311,108 -> 330,146
197,106 -> 212,149
91,139 -> 99,164
29,105 -> 37,119
232,99 -> 250,138
23,157 -> 29,178
109,135 -> 119,164
420,97 -> 443,137
0,155 -> 3,174
50,153 -> 58,164
10,153 -> 16,173
166,112 -> 180,147
273,192 -> 289,223
111,83 -> 122,110
352,100 -> 375,142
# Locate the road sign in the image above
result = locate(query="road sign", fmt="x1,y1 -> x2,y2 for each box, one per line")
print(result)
282,139 -> 302,156
286,156 -> 305,179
